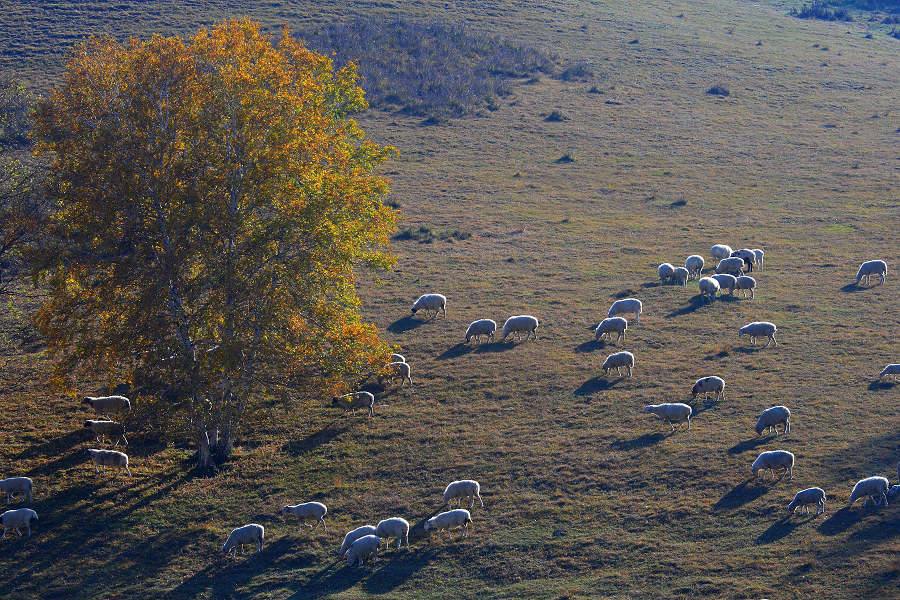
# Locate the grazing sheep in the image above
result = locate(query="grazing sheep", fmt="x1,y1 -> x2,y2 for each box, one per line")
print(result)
739,322 -> 777,347
711,244 -> 733,260
346,534 -> 381,566
602,351 -> 635,377
855,260 -> 887,286
685,255 -> 705,279
0,478 -> 33,505
658,263 -> 675,284
735,275 -> 757,299
443,480 -> 484,509
411,293 -> 447,318
752,248 -> 764,271
787,487 -> 826,516
339,525 -> 377,557
82,395 -> 131,419
731,249 -> 756,272
501,315 -> 539,342
670,267 -> 689,287
849,476 -> 890,508
755,406 -> 791,436
280,502 -> 327,532
83,420 -> 127,446
698,277 -> 720,302
691,376 -> 726,402
643,403 -> 692,431
390,353 -> 406,363
223,524 -> 264,557
716,257 -> 745,276
711,274 -> 737,296
331,391 -> 376,416
424,509 -> 472,541
86,449 -> 131,477
751,450 -> 795,481
465,319 -> 497,344
608,298 -> 642,323
878,364 -> 899,380
380,361 -> 412,387
0,508 -> 37,538
594,317 -> 627,343
375,517 -> 410,550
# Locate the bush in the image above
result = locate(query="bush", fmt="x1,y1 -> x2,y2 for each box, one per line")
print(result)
557,60 -> 595,81
544,110 -> 568,122
706,84 -> 730,96
790,2 -> 854,21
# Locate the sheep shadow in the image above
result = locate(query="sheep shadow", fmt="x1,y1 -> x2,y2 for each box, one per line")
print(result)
15,429 -> 88,460
610,432 -> 665,450
868,380 -> 896,391
437,343 -> 473,360
282,425 -> 347,456
574,339 -> 606,354
756,516 -> 809,545
690,398 -> 722,416
640,281 -> 661,288
734,346 -> 766,354
386,316 -> 428,334
665,295 -> 707,318
840,283 -> 868,293
818,506 -> 865,536
847,513 -> 900,543
728,437 -> 771,455
473,341 -> 516,353
713,480 -> 770,511
363,549 -> 436,595
574,376 -> 621,395
25,447 -> 91,477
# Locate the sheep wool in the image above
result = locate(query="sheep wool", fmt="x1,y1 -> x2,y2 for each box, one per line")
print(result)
594,317 -> 627,343
739,322 -> 777,347
332,391 -> 376,416
685,255 -> 705,279
375,517 -> 410,550
855,260 -> 887,286
755,406 -> 791,436
787,487 -> 826,516
443,480 -> 484,509
87,449 -> 132,477
691,376 -> 725,402
465,319 -> 497,344
658,263 -> 675,284
849,476 -> 890,508
223,524 -> 264,557
608,299 -> 642,323
602,351 -> 635,377
411,293 -> 447,318
280,502 -> 327,532
501,315 -> 539,342
339,525 -> 377,557
643,403 -> 692,431
424,509 -> 473,540
0,508 -> 37,538
751,450 -> 795,481
0,477 -> 33,505
698,277 -> 720,302
346,534 -> 381,566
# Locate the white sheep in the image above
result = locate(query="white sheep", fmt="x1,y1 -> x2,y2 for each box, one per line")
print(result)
698,277 -> 720,302
755,405 -> 791,436
465,319 -> 497,344
685,255 -> 705,279
855,260 -> 887,286
752,248 -> 764,271
670,267 -> 689,287
424,509 -> 472,541
346,534 -> 381,566
751,450 -> 795,481
0,508 -> 37,538
380,361 -> 412,387
375,517 -> 410,550
82,395 -> 131,419
390,353 -> 406,363
501,315 -> 539,342
411,293 -> 447,318
735,275 -> 757,299
83,420 -> 127,446
443,480 -> 484,509
602,351 -> 634,377
0,477 -> 33,505
594,317 -> 627,343
331,391 -> 376,416
711,244 -> 733,260
87,448 -> 131,477
280,502 -> 327,532
223,524 -> 264,557
339,525 -> 377,557
711,274 -> 737,296
739,321 -> 777,347
643,403 -> 692,431
878,364 -> 899,380
691,376 -> 725,402
608,298 -> 642,323
787,487 -> 826,516
658,263 -> 675,284
731,249 -> 756,273
849,476 -> 890,507
715,257 -> 745,276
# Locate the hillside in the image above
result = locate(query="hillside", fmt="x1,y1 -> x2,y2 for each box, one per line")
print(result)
1,1 -> 899,599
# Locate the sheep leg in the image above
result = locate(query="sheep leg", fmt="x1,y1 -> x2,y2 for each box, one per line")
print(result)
1,527 -> 5,539
125,466 -> 132,477
687,416 -> 691,430
14,527 -> 21,537
94,463 -> 100,474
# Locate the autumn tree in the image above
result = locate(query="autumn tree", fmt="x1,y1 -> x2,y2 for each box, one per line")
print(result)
32,20 -> 398,469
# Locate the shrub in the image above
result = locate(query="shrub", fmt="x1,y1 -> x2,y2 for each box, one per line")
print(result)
706,84 -> 730,96
544,110 -> 568,122
557,60 -> 595,81
790,2 -> 854,21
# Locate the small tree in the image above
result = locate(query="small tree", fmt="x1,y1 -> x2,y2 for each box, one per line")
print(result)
33,20 -> 398,469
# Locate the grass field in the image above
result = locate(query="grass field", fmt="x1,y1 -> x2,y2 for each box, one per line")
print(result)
1,1 -> 899,599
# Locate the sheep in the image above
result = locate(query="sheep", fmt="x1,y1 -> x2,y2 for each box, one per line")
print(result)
715,257 -> 745,276
602,351 -> 634,377
711,244 -> 733,260
691,376 -> 725,402
81,395 -> 131,419
711,274 -> 737,296
345,534 -> 381,566
339,525 -> 377,557
658,262 -> 675,284
878,364 -> 899,380
443,480 -> 484,509
280,502 -> 327,532
849,476 -> 890,508
754,405 -> 791,436
501,315 -> 539,342
594,317 -> 627,343
424,509 -> 472,541
380,361 -> 412,387
465,319 -> 497,344
83,420 -> 127,446
730,249 -> 756,273
698,277 -> 720,302
390,353 -> 406,363
751,450 -> 795,481
855,260 -> 887,286
86,448 -> 132,477
685,255 -> 705,279
411,293 -> 447,318
643,403 -> 692,431
735,275 -> 757,299
223,524 -> 264,557
331,391 -> 376,416
0,477 -> 33,505
787,487 -> 826,516
0,508 -> 37,538
375,517 -> 410,550
739,321 -> 777,347
670,267 -> 689,287
608,298 -> 642,323
888,485 -> 900,503
752,248 -> 764,271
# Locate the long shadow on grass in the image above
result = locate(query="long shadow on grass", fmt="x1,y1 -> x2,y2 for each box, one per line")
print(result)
15,429 -> 88,460
610,432 -> 665,450
438,343 -> 474,360
756,516 -> 810,544
386,316 -> 428,334
840,283 -> 874,293
283,424 -> 348,456
473,342 -> 516,353
665,295 -> 708,318
728,437 -> 771,455
868,380 -> 896,391
713,480 -> 770,511
574,376 -> 621,395
574,339 -> 607,354
363,549 -> 437,594
818,506 -> 865,536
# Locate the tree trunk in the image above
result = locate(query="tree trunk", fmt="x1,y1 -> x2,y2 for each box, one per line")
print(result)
216,422 -> 234,462
197,428 -> 213,469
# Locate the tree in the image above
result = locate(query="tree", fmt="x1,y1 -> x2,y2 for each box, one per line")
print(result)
32,20 -> 398,469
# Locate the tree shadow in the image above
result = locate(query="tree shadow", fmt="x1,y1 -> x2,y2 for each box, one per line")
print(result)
437,343 -> 473,360
473,342 -> 516,353
574,339 -> 605,354
25,448 -> 91,477
713,480 -> 770,511
818,506 -> 865,536
728,436 -> 771,455
386,316 -> 427,334
665,295 -> 707,318
14,430 -> 89,460
282,424 -> 347,456
574,376 -> 621,395
609,432 -> 665,450
868,380 -> 896,391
